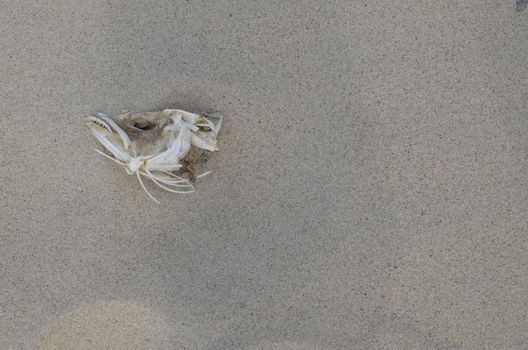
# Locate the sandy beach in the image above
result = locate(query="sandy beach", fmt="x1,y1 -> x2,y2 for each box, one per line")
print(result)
1,1 -> 527,349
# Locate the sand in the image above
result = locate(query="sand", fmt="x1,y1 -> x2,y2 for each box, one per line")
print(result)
1,1 -> 527,349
